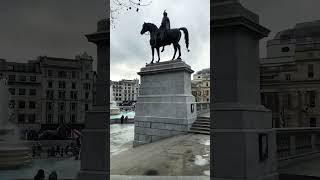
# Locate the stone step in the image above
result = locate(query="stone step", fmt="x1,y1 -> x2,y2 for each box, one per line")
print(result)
189,130 -> 210,135
192,124 -> 210,128
196,119 -> 211,122
190,127 -> 210,131
194,121 -> 210,125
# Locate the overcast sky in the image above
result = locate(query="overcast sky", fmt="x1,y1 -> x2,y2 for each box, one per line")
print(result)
2,1 -> 320,80
0,0 -> 106,68
110,0 -> 210,81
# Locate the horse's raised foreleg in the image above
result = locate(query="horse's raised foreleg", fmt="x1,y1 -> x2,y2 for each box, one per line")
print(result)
172,44 -> 177,60
151,47 -> 154,63
161,46 -> 165,52
156,48 -> 160,62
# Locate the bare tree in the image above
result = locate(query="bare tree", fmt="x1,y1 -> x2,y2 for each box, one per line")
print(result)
110,0 -> 152,28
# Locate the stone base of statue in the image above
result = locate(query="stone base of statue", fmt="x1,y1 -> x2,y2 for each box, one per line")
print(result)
77,106 -> 109,180
133,59 -> 197,147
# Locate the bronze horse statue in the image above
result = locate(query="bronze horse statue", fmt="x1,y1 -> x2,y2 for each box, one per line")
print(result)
140,22 -> 190,63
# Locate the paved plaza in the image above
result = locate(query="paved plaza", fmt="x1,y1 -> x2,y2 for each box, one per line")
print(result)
111,134 -> 210,176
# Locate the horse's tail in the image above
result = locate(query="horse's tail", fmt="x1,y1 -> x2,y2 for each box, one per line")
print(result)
179,27 -> 190,52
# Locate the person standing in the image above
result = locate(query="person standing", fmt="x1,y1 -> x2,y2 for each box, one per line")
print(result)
120,115 -> 124,124
34,169 -> 45,180
125,116 -> 129,123
48,171 -> 58,180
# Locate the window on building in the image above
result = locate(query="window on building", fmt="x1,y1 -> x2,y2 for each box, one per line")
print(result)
28,114 -> 36,123
58,81 -> 66,89
18,101 -> 25,109
308,91 -> 316,107
70,102 -> 77,111
83,83 -> 90,90
29,101 -> 36,109
308,64 -> 314,78
46,102 -> 53,111
59,102 -> 65,111
281,47 -> 290,52
86,73 -> 89,79
48,70 -> 53,77
207,98 -> 209,102
18,114 -> 25,123
285,74 -> 291,81
310,118 -> 317,127
58,91 -> 66,99
9,100 -> 15,109
58,114 -> 65,124
29,89 -> 36,96
19,89 -> 26,95
206,82 -> 209,86
283,93 -> 291,108
72,82 -> 76,89
85,104 -> 89,111
7,65 -> 14,71
46,90 -> 54,99
19,75 -> 26,81
9,88 -> 15,95
30,76 -> 36,82
8,75 -> 15,81
48,80 -> 53,88
70,114 -> 76,124
70,91 -> 78,100
47,114 -> 53,124
85,92 -> 89,99
71,71 -> 76,79
58,71 -> 66,78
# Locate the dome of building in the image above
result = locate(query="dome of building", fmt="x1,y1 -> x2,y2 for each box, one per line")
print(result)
274,20 -> 320,40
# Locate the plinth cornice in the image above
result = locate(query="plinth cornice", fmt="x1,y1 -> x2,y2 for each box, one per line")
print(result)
211,0 -> 270,38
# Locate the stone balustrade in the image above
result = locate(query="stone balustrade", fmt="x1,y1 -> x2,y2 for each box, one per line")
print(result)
276,127 -> 320,167
196,102 -> 210,115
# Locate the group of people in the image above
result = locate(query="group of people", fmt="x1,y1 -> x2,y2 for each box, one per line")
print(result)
32,141 -> 81,159
31,143 -> 42,157
120,115 -> 129,124
34,169 -> 57,180
24,130 -> 39,141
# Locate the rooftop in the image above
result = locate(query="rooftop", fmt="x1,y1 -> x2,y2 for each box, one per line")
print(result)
274,20 -> 320,40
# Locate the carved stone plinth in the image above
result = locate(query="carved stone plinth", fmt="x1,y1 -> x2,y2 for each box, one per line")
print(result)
133,59 -> 197,146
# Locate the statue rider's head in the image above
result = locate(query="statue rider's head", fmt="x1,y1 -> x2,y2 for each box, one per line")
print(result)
163,10 -> 167,17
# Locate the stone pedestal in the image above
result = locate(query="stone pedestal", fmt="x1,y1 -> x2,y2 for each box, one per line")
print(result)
77,107 -> 109,180
133,60 -> 197,146
77,19 -> 109,180
211,1 -> 278,179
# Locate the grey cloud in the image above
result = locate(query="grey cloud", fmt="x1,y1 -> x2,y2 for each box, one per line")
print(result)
111,0 -> 210,80
0,0 -> 106,70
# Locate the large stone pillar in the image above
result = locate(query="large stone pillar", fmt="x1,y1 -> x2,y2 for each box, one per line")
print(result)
133,60 -> 197,146
77,19 -> 109,180
211,0 -> 278,179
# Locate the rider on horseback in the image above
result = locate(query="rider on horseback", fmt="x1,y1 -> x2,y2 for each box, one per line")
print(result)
159,10 -> 170,52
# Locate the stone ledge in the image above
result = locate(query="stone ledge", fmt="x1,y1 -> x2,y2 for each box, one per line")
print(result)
138,59 -> 194,75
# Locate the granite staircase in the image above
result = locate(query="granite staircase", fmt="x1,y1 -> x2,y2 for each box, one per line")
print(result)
189,117 -> 210,135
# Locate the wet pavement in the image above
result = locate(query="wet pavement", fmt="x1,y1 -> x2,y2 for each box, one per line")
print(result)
111,133 -> 210,176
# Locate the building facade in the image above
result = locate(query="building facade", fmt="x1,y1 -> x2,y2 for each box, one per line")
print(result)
110,79 -> 139,105
191,68 -> 210,103
0,53 -> 95,130
261,20 -> 320,128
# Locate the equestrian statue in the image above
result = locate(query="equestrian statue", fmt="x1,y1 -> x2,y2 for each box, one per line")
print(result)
140,10 -> 190,64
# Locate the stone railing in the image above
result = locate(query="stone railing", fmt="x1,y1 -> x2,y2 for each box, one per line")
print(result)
276,127 -> 320,167
119,105 -> 135,111
196,102 -> 210,115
